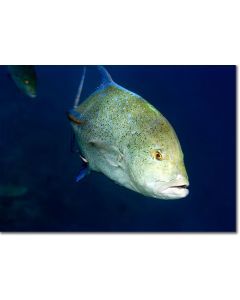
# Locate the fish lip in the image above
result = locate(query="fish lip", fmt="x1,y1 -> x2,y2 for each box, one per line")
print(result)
153,179 -> 189,193
161,184 -> 189,199
168,177 -> 189,189
161,181 -> 189,195
169,184 -> 189,189
29,93 -> 37,98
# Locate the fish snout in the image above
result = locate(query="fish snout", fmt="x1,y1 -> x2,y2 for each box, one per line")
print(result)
174,174 -> 189,187
160,174 -> 189,199
29,92 -> 37,98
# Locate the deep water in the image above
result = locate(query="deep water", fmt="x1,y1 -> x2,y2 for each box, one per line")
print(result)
0,65 -> 236,232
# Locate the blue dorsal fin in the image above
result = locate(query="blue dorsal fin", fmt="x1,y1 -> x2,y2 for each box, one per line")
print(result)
97,66 -> 114,85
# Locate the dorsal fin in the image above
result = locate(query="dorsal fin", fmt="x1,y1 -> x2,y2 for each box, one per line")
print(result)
97,66 -> 114,85
73,66 -> 86,108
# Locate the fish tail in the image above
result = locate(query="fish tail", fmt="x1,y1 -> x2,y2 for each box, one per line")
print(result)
97,66 -> 113,84
73,66 -> 86,108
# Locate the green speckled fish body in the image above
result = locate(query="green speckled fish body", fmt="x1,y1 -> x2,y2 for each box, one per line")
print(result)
70,67 -> 189,200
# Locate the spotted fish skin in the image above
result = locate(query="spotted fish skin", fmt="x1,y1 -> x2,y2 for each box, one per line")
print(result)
70,69 -> 189,200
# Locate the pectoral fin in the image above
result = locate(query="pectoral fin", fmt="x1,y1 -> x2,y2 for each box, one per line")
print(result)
76,158 -> 89,182
67,109 -> 85,125
88,139 -> 124,168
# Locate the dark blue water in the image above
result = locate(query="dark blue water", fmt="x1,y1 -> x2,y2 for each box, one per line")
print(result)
0,66 -> 236,232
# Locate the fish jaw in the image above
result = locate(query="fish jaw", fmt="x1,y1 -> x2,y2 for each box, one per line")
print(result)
160,186 -> 189,199
137,173 -> 189,200
25,85 -> 37,98
28,91 -> 37,98
154,176 -> 189,200
28,92 -> 37,98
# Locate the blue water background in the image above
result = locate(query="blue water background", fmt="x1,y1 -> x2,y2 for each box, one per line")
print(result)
0,66 -> 236,231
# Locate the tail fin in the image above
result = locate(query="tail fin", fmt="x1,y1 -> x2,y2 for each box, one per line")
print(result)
73,67 -> 86,108
97,66 -> 114,85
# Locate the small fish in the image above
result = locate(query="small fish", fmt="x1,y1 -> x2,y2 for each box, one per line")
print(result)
7,65 -> 37,98
0,184 -> 28,198
68,66 -> 189,200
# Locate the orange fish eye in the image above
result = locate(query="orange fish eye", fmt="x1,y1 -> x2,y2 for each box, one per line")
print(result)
151,150 -> 163,161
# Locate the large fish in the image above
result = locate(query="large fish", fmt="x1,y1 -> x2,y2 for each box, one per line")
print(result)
67,67 -> 189,200
7,65 -> 37,98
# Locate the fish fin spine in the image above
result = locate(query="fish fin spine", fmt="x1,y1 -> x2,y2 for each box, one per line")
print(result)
73,66 -> 86,108
97,66 -> 113,85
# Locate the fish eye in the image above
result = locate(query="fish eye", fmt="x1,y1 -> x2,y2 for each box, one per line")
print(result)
151,150 -> 163,161
24,80 -> 29,84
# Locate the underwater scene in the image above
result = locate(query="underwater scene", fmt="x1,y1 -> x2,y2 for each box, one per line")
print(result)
0,65 -> 236,232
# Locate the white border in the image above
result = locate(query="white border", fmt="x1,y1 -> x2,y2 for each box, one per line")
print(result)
0,1 -> 239,300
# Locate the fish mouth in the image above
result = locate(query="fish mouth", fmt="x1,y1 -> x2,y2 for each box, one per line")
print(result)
170,184 -> 189,189
161,182 -> 189,199
29,93 -> 37,98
